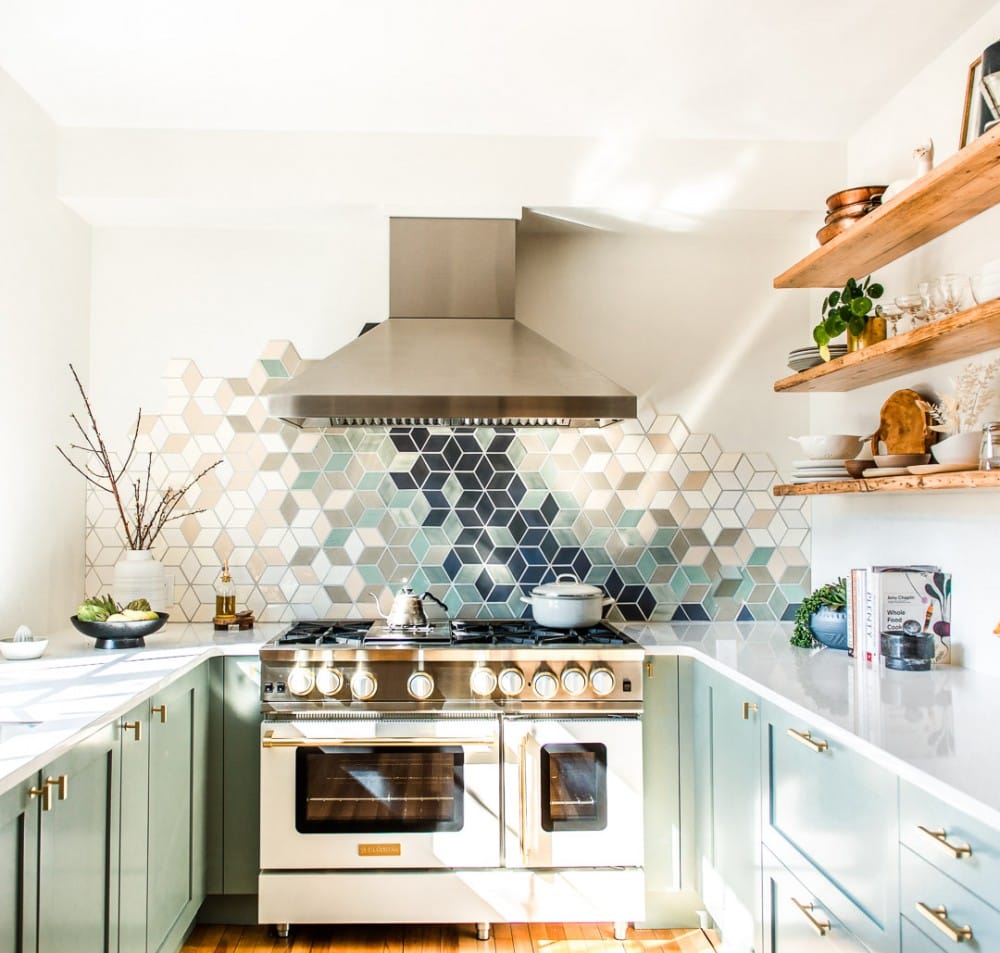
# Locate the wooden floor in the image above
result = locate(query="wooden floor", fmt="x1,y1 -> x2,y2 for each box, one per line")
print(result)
182,923 -> 718,953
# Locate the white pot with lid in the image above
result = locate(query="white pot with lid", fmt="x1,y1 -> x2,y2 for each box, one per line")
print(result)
521,573 -> 614,629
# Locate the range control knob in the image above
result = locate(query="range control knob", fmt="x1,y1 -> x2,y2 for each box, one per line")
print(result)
590,667 -> 616,697
533,671 -> 559,700
498,667 -> 525,697
351,670 -> 378,700
315,667 -> 344,696
286,667 -> 315,697
561,667 -> 588,696
470,667 -> 497,697
407,672 -> 435,700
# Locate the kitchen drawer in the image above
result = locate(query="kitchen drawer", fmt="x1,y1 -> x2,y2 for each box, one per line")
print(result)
763,846 -> 869,953
901,845 -> 1000,951
901,915 -> 947,952
761,703 -> 899,952
900,780 -> 1000,907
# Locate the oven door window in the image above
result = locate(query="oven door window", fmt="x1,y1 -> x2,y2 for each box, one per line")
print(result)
295,746 -> 464,833
540,742 -> 607,832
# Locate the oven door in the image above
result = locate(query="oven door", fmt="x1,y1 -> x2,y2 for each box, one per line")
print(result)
502,715 -> 643,869
261,715 -> 501,869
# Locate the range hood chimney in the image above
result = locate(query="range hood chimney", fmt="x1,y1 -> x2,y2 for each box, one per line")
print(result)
267,217 -> 637,428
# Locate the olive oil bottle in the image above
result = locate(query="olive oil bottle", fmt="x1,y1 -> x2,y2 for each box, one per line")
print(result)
214,561 -> 236,622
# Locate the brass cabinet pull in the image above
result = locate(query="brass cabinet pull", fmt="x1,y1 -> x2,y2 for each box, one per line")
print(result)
916,902 -> 974,943
46,774 -> 68,801
645,660 -> 653,678
791,897 -> 830,936
28,784 -> 52,812
917,825 -> 972,859
151,704 -> 167,724
123,720 -> 142,742
742,701 -> 759,720
787,728 -> 829,753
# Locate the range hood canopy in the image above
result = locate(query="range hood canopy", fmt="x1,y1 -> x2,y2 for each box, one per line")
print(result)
267,217 -> 637,428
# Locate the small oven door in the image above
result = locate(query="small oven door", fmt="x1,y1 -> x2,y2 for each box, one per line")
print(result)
260,715 -> 501,869
502,715 -> 643,869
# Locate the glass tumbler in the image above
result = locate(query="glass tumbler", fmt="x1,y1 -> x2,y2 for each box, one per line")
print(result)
981,422 -> 1000,470
933,273 -> 968,315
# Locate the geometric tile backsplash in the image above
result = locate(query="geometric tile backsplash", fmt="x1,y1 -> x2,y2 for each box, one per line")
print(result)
85,341 -> 810,624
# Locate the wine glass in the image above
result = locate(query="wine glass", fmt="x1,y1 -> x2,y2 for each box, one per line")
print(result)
894,294 -> 925,333
932,273 -> 968,315
880,302 -> 903,337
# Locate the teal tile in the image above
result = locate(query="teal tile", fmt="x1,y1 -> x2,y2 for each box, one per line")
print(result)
323,528 -> 352,548
618,509 -> 644,529
324,453 -> 353,472
292,471 -> 318,490
637,550 -> 657,582
358,565 -> 385,584
423,566 -> 451,586
260,359 -> 289,378
748,547 -> 775,566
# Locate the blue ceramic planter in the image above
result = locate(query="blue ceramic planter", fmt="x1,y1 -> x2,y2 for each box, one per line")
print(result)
810,608 -> 848,650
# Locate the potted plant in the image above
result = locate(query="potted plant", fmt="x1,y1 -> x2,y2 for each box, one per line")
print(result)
791,577 -> 848,649
813,275 -> 885,361
917,357 -> 1000,465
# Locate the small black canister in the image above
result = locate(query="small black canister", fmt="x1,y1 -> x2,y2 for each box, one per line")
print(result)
880,631 -> 936,671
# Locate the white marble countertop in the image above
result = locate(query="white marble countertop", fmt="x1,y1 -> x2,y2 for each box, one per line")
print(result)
2,619 -> 999,834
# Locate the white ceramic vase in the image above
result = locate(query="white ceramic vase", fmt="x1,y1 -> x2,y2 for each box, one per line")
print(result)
113,550 -> 174,612
930,431 -> 981,467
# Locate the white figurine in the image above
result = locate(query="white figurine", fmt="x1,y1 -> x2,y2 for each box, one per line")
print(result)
881,140 -> 934,204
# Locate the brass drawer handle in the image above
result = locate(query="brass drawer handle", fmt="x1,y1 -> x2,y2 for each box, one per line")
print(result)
787,728 -> 829,752
916,901 -> 973,943
791,897 -> 830,936
123,720 -> 142,742
917,825 -> 972,859
742,701 -> 758,720
46,774 -> 68,801
151,704 -> 167,724
28,784 -> 52,812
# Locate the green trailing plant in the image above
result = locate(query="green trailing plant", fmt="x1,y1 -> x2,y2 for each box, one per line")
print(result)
791,577 -> 847,648
813,276 -> 884,361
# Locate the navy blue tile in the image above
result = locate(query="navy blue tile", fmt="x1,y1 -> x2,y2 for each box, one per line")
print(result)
443,550 -> 462,580
518,564 -> 547,586
409,458 -> 430,486
539,532 -> 560,561
554,547 -> 579,567
486,472 -> 509,491
441,439 -> 462,467
456,471 -> 481,489
424,434 -> 449,453
421,453 -> 448,474
488,434 -> 515,452
637,588 -> 656,617
455,546 -> 480,565
521,547 -> 546,566
500,550 -> 525,579
671,605 -> 690,621
521,528 -> 546,547
475,570 -> 493,599
456,490 -> 481,509
507,513 -> 528,542
455,433 -> 480,451
507,475 -> 526,504
488,585 -> 514,603
456,528 -> 480,546
474,537 -> 494,561
681,602 -> 710,622
781,602 -> 800,622
604,570 -> 625,599
540,494 -> 559,523
522,509 -> 546,528
424,509 -> 448,527
422,471 -> 448,491
737,605 -> 755,622
456,453 -> 480,472
618,601 -> 647,622
486,453 -> 514,473
619,585 -> 646,604
572,551 -> 592,580
456,508 -> 484,528
410,427 -> 430,449
493,508 -> 516,527
389,430 -> 418,453
423,490 -> 449,510
474,458 -> 494,486
391,472 -> 417,490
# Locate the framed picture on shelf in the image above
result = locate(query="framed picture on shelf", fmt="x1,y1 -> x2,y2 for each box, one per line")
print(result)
961,55 -> 984,149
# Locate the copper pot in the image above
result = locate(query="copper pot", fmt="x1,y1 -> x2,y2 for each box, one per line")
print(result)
825,185 -> 887,211
824,200 -> 878,225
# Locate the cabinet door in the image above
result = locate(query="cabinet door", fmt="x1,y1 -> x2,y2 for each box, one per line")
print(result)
37,722 -> 121,953
0,776 -> 39,953
146,664 -> 209,953
694,663 -> 761,952
118,700 -> 150,953
221,656 -> 261,894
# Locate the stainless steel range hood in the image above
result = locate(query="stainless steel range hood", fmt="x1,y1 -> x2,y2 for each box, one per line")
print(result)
267,217 -> 637,428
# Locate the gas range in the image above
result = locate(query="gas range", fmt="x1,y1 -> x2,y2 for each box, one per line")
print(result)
259,618 -> 644,713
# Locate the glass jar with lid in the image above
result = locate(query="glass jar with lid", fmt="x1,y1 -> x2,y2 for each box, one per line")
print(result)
980,422 -> 1000,470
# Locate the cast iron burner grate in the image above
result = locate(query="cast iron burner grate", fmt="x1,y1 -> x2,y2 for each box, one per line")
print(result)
277,621 -> 370,646
450,620 -> 629,647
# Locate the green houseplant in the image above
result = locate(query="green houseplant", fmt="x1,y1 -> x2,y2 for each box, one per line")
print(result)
813,276 -> 885,361
791,577 -> 848,648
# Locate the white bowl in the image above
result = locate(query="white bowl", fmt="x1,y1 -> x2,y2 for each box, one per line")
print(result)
931,431 -> 982,466
874,453 -> 930,468
0,638 -> 48,660
971,272 -> 1000,304
789,434 -> 866,460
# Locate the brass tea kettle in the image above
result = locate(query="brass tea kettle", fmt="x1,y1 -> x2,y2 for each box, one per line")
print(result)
375,580 -> 449,628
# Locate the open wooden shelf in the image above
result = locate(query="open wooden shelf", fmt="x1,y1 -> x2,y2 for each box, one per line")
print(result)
774,299 -> 1000,392
774,125 -> 1000,289
774,469 -> 1000,496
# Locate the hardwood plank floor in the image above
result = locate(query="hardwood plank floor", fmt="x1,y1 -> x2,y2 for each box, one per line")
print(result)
181,924 -> 718,953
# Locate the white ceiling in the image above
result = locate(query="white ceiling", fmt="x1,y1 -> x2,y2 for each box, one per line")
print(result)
0,0 -> 994,140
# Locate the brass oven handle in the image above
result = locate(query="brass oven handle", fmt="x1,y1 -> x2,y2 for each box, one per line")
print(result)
519,735 -> 529,864
787,728 -> 829,753
262,732 -> 497,748
46,774 -> 68,801
123,720 -> 142,742
917,825 -> 972,859
791,897 -> 830,936
916,902 -> 974,943
151,704 -> 167,724
29,783 -> 53,812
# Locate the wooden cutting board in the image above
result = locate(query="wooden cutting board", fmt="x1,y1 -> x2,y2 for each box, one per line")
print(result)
870,388 -> 936,454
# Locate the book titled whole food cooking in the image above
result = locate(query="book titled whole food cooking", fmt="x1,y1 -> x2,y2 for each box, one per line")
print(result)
846,565 -> 951,665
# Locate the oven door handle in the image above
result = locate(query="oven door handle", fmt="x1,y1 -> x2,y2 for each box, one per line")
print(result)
519,733 -> 541,863
262,732 -> 497,748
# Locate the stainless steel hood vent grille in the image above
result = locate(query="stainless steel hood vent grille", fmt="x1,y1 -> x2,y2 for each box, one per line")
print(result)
267,218 -> 637,429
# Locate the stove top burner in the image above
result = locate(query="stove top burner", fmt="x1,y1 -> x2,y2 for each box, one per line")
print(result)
273,618 -> 633,648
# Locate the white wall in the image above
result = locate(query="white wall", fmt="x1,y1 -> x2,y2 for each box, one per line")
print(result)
0,68 -> 90,636
810,5 -> 1000,673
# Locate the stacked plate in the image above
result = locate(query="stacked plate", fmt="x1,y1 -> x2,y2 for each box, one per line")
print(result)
787,344 -> 847,372
791,459 -> 855,484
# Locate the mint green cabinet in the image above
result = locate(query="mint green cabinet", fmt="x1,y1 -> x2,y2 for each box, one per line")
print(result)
0,775 -> 38,952
37,722 -> 122,953
118,664 -> 209,953
693,663 -> 762,952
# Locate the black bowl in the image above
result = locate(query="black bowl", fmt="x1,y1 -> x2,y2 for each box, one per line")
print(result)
70,612 -> 168,649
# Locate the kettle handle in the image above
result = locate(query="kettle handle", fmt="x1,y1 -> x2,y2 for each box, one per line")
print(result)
421,591 -> 450,615
373,592 -> 389,619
